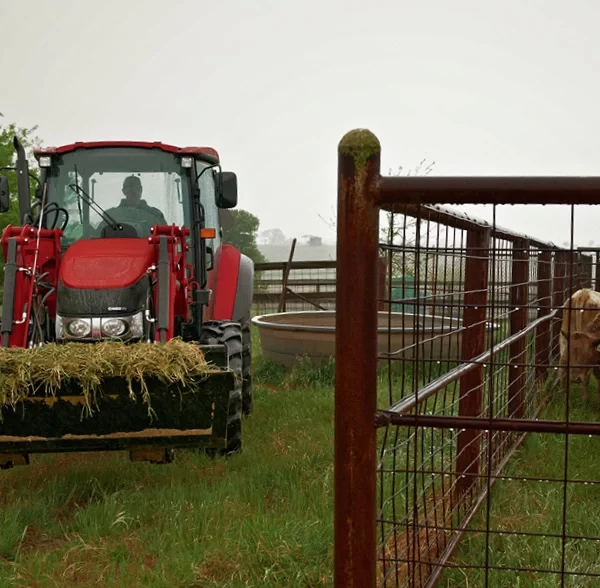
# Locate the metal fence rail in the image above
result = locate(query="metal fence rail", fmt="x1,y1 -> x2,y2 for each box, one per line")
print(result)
334,128 -> 600,587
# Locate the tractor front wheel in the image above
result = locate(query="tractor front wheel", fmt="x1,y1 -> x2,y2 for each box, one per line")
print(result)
200,321 -> 243,457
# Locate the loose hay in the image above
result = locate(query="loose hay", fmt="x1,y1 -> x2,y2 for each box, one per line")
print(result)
0,338 -> 224,416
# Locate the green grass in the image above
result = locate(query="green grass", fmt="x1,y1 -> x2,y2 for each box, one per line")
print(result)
3,322 -> 600,587
439,389 -> 600,588
0,327 -> 336,587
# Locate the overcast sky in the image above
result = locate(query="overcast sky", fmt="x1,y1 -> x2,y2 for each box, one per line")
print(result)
2,0 -> 600,247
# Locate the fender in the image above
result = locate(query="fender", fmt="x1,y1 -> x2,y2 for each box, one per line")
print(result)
205,244 -> 254,323
232,253 -> 254,324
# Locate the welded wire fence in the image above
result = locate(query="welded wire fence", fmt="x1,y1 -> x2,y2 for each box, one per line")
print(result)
334,128 -> 600,588
252,261 -> 337,314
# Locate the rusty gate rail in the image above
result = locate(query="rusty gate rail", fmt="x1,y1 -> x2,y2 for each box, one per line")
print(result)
334,128 -> 600,587
377,309 -> 558,419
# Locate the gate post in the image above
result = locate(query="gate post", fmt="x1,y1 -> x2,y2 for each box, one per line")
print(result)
377,255 -> 387,311
456,226 -> 490,498
508,239 -> 530,419
335,129 -> 381,588
581,253 -> 593,289
552,250 -> 569,353
536,249 -> 552,383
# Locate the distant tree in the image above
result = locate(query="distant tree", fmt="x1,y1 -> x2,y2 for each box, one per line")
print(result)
318,158 -> 436,277
222,209 -> 266,264
258,227 -> 289,246
0,118 -> 41,194
382,159 -> 436,277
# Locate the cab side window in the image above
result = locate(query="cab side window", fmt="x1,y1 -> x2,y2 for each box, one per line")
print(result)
197,166 -> 221,254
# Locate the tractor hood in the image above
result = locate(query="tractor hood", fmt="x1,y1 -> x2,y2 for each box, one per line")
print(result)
56,238 -> 154,318
59,238 -> 155,290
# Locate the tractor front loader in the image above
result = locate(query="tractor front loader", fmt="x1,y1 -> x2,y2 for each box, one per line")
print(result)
0,137 -> 255,468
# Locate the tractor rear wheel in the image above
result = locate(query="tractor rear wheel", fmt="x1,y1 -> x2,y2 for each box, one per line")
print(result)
241,316 -> 254,416
200,321 -> 243,456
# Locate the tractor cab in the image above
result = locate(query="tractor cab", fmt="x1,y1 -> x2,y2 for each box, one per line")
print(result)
32,142 -> 236,267
0,140 -> 246,347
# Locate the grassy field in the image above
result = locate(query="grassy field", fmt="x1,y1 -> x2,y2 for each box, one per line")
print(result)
0,328 -> 336,587
3,322 -> 600,587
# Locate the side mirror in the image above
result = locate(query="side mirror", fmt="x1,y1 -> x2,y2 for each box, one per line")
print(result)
217,171 -> 237,209
0,176 -> 9,213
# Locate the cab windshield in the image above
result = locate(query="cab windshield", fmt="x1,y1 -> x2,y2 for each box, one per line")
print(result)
44,147 -> 192,244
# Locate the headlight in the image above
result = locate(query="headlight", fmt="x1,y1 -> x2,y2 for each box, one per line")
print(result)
102,318 -> 127,338
56,312 -> 145,341
67,318 -> 91,338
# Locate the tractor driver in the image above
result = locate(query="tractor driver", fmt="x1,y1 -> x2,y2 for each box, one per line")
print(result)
100,175 -> 168,235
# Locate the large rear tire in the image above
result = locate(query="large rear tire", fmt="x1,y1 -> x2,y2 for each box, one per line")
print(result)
200,320 -> 243,456
241,316 -> 254,416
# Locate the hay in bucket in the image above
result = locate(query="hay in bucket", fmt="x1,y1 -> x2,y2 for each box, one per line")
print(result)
0,338 -> 223,415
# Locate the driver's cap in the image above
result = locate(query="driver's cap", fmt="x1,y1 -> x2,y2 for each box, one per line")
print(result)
123,175 -> 142,190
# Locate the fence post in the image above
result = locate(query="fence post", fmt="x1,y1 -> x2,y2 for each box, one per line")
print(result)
377,255 -> 387,311
536,249 -> 552,384
456,226 -> 490,498
574,251 -> 583,291
581,253 -> 593,288
278,238 -> 297,313
335,129 -> 381,588
508,238 -> 530,418
552,250 -> 568,349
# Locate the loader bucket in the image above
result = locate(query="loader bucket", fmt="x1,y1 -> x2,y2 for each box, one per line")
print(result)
0,341 -> 238,465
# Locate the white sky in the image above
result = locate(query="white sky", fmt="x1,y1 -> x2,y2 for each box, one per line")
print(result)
2,0 -> 600,247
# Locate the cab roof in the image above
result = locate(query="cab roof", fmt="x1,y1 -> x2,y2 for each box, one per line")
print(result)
33,141 -> 220,164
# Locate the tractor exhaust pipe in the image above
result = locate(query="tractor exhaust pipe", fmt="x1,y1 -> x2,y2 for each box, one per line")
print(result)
13,136 -> 32,224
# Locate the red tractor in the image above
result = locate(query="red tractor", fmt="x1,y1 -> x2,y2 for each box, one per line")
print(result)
0,137 -> 254,466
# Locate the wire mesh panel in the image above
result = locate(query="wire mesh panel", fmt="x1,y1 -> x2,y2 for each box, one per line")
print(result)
334,129 -> 600,588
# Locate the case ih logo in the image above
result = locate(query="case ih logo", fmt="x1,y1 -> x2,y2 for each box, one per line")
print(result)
108,306 -> 127,312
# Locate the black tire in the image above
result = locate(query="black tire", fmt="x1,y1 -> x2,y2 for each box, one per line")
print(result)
241,316 -> 254,416
200,320 -> 243,457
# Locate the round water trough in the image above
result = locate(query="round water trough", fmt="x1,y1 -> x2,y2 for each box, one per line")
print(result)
252,311 -> 500,369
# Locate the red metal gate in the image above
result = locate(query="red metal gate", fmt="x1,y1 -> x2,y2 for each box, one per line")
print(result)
334,128 -> 600,587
